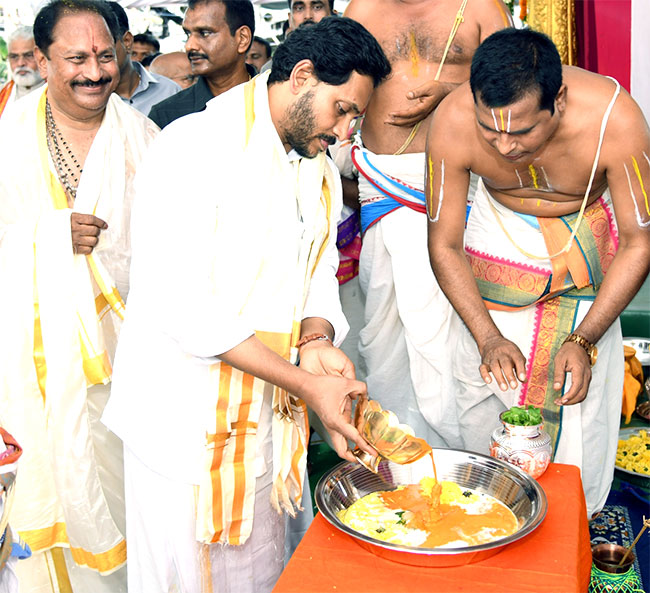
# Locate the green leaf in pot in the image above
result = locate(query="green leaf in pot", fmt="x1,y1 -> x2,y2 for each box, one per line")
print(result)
502,405 -> 542,426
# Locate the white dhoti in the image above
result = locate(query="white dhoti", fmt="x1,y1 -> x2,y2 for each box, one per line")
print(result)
455,180 -> 624,517
124,447 -> 285,593
0,87 -> 158,590
354,143 -> 465,448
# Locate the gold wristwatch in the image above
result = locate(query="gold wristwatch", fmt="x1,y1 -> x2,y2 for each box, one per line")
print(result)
563,333 -> 598,366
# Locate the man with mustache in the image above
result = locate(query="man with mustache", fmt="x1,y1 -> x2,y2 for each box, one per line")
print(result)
0,1 -> 158,590
102,16 -> 390,592
0,26 -> 45,119
287,0 -> 334,33
148,0 -> 256,129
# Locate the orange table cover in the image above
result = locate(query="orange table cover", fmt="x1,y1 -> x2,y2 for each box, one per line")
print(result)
274,463 -> 591,593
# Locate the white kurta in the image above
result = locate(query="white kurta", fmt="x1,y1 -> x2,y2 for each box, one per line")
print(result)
102,72 -> 347,592
0,87 -> 158,587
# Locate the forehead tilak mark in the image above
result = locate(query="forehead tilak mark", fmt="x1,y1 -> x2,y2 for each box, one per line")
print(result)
491,109 -> 500,132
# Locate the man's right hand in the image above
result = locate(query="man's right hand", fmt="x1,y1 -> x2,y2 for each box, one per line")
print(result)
70,213 -> 108,255
301,374 -> 375,464
479,335 -> 527,391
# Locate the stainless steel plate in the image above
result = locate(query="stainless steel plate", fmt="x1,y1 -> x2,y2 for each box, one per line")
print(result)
315,448 -> 548,567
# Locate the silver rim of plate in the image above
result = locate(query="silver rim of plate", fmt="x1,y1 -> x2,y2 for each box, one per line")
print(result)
315,447 -> 548,557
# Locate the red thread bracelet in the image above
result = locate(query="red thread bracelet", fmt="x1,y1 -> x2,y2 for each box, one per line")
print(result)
296,333 -> 332,349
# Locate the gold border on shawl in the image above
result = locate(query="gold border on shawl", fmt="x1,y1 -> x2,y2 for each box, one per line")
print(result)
256,331 -> 292,358
78,313 -> 112,385
243,76 -> 256,148
49,547 -> 73,593
69,538 -> 126,574
310,179 -> 332,277
32,90 -> 68,401
37,91 -> 68,210
33,247 -> 48,401
20,521 -> 69,552
86,256 -> 126,321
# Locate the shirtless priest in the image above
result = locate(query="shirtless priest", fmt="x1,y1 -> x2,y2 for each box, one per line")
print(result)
426,28 -> 650,519
344,0 -> 513,450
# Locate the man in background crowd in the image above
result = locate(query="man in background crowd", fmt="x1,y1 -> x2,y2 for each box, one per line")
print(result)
107,2 -> 181,116
149,0 -> 255,129
246,35 -> 271,73
150,51 -> 196,88
0,26 -> 45,119
287,0 -> 334,32
131,31 -> 159,62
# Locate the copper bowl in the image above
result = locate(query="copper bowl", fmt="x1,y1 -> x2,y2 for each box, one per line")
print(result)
591,543 -> 635,573
315,448 -> 548,567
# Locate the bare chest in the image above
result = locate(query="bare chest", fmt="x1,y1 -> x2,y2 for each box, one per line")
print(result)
379,22 -> 476,69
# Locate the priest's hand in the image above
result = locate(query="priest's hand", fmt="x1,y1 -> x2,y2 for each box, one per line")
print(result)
70,213 -> 108,255
552,343 -> 592,406
479,335 -> 527,392
386,79 -> 459,127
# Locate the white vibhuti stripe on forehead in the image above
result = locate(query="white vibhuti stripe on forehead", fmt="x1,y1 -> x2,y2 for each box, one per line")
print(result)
491,109 -> 500,132
541,166 -> 551,189
624,162 -> 650,227
507,110 -> 511,133
429,159 -> 445,223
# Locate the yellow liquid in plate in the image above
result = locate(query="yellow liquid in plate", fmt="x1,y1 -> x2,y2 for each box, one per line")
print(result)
338,478 -> 519,549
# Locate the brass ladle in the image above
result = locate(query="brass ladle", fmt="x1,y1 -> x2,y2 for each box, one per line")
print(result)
352,399 -> 432,473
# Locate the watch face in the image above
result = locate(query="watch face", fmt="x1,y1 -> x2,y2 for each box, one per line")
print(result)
590,347 -> 598,366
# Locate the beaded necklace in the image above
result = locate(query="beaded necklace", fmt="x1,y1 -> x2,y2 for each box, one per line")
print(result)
45,98 -> 82,201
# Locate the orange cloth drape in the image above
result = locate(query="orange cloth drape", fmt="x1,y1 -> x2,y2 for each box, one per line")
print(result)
273,463 -> 591,593
0,81 -> 14,118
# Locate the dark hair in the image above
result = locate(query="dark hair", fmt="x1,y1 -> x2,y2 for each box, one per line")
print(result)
287,0 -> 334,12
106,1 -> 129,35
252,36 -> 272,60
187,0 -> 255,38
141,52 -> 162,68
34,0 -> 120,57
133,32 -> 160,53
470,28 -> 562,115
269,16 -> 390,88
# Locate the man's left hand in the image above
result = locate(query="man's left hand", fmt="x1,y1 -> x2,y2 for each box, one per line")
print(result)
299,340 -> 356,379
552,342 -> 592,406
